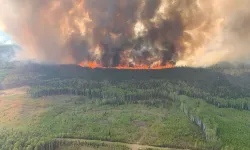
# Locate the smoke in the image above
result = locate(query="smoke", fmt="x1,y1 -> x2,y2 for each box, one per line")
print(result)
177,0 -> 250,66
0,0 -> 249,67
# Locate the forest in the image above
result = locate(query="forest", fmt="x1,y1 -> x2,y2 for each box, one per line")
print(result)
0,62 -> 250,150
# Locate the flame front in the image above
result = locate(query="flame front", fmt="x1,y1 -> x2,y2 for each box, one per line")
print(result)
79,60 -> 174,70
0,0 -> 232,68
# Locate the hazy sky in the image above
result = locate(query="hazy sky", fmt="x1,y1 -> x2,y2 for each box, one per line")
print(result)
0,32 -> 11,43
0,31 -> 13,45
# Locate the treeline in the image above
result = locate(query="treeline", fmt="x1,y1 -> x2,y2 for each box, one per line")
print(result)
1,63 -> 231,89
1,72 -> 45,89
177,82 -> 250,111
2,63 -> 250,112
26,78 -> 250,111
3,63 -> 250,98
210,62 -> 250,76
27,79 -> 179,107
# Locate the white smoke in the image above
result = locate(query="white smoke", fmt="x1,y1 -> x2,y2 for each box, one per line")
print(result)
177,0 -> 250,67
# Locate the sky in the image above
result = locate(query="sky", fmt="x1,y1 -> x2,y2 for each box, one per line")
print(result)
0,31 -> 13,45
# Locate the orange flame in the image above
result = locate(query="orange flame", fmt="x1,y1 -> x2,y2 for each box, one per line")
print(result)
79,61 -> 102,69
79,61 -> 174,70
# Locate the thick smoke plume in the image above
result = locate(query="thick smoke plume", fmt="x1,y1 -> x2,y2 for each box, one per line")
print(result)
0,0 -> 249,67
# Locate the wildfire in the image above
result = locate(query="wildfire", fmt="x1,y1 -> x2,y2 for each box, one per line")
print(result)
0,0 -> 231,67
79,61 -> 174,70
79,61 -> 102,69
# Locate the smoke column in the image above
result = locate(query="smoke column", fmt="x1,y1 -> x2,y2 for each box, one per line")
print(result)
178,0 -> 250,67
0,0 -> 249,67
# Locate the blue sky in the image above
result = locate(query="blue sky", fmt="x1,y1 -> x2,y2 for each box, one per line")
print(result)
0,31 -> 13,44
